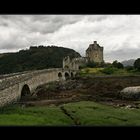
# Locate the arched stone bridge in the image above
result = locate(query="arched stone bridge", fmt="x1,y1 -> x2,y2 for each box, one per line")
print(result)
0,68 -> 77,107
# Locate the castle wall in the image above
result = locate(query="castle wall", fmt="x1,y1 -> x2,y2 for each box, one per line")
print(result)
63,56 -> 88,70
86,41 -> 104,63
63,56 -> 71,69
86,47 -> 103,63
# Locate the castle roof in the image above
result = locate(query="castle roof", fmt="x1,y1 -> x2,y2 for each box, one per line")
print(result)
86,41 -> 102,52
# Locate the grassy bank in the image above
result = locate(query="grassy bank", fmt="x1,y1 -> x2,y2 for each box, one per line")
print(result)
1,101 -> 140,126
63,101 -> 140,126
79,67 -> 140,76
0,105 -> 73,126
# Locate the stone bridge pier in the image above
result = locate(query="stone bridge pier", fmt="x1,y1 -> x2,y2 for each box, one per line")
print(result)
0,68 -> 77,107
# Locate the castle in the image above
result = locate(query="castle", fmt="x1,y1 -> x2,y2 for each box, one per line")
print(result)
86,41 -> 103,63
63,41 -> 104,70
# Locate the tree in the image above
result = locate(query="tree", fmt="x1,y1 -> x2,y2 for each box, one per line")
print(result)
134,58 -> 140,70
112,60 -> 124,69
0,46 -> 81,74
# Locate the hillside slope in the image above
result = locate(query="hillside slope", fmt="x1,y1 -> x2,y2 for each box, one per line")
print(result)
121,59 -> 135,67
0,45 -> 81,74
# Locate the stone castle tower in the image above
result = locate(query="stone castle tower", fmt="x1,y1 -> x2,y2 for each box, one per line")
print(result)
86,41 -> 103,63
63,41 -> 104,70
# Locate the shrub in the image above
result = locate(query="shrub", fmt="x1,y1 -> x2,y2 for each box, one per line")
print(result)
86,61 -> 97,68
79,64 -> 87,69
99,62 -> 106,67
85,68 -> 90,73
104,62 -> 112,68
100,67 -> 117,75
125,66 -> 134,71
134,58 -> 140,70
86,61 -> 105,68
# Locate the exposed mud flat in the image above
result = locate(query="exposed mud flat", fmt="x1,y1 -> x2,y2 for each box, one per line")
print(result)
19,75 -> 140,108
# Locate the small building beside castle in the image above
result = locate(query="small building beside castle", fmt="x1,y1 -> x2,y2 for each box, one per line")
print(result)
63,41 -> 104,70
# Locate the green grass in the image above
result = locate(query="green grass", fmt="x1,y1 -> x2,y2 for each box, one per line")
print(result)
79,67 -> 140,76
0,105 -> 73,126
63,101 -> 140,126
1,101 -> 140,126
79,68 -> 104,76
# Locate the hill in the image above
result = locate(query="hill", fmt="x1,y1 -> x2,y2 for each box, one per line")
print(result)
0,45 -> 81,74
121,59 -> 135,67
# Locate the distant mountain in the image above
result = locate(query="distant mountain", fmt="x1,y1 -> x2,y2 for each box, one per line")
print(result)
0,45 -> 81,74
121,59 -> 135,67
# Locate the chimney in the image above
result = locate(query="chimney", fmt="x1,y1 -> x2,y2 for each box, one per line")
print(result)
94,41 -> 97,44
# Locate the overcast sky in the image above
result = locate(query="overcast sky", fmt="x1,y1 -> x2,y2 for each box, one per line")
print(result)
0,15 -> 140,62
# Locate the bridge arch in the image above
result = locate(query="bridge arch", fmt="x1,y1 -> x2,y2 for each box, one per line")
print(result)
65,72 -> 70,80
20,84 -> 31,101
58,72 -> 62,80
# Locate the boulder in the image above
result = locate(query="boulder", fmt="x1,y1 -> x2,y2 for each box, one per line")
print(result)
120,86 -> 140,100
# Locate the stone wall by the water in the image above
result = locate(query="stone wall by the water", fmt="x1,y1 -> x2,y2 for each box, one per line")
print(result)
120,86 -> 140,100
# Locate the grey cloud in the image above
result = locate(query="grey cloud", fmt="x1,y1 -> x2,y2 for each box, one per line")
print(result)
29,15 -> 85,34
0,15 -> 140,63
105,47 -> 140,62
0,22 -> 8,27
0,15 -> 112,35
0,36 -> 28,50
85,15 -> 109,22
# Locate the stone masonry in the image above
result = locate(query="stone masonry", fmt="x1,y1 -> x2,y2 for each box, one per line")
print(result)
63,41 -> 104,70
0,68 -> 76,107
86,41 -> 103,63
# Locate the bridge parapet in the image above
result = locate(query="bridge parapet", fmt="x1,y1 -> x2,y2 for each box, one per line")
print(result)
0,68 -> 75,91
